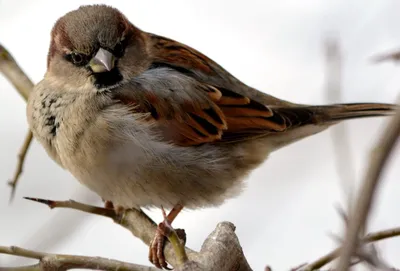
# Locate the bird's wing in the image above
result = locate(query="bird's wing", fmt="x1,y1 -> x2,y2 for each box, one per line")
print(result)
113,67 -> 297,146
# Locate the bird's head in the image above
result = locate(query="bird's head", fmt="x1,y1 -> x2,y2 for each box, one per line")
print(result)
46,5 -> 150,91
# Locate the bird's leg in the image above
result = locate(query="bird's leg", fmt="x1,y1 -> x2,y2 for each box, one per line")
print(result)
149,203 -> 185,269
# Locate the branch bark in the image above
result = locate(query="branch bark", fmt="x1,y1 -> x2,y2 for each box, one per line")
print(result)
0,43 -> 34,199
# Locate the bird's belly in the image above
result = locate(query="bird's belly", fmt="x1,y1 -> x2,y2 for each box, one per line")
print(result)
68,136 -> 253,210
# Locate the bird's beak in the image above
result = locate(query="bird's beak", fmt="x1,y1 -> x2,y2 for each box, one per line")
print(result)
89,48 -> 115,73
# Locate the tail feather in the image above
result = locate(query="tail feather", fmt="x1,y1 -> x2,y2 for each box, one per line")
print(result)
270,103 -> 398,130
264,102 -> 398,151
313,103 -> 398,122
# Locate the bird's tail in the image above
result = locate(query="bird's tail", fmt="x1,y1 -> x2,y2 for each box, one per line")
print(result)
270,102 -> 398,128
311,102 -> 398,123
265,102 -> 398,151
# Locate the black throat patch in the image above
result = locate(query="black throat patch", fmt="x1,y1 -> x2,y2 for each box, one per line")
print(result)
92,68 -> 123,89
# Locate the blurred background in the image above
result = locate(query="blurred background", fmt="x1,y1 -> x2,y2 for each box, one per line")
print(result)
1,0 -> 400,270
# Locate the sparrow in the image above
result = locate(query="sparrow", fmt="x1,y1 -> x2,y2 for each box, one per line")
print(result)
26,4 -> 397,269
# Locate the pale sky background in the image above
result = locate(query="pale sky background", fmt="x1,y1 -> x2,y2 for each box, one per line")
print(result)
1,1 -> 400,270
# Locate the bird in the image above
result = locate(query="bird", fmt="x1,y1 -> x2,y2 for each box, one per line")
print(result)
26,4 -> 397,269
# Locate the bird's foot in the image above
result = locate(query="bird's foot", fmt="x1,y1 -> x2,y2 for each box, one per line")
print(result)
149,205 -> 185,269
149,221 -> 170,269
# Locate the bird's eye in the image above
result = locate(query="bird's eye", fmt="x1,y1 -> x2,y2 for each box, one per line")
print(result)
71,53 -> 85,65
113,42 -> 125,58
65,52 -> 88,66
72,53 -> 83,63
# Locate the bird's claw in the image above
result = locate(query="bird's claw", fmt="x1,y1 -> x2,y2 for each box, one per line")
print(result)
149,221 -> 172,269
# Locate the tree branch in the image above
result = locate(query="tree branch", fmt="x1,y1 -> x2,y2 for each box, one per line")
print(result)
0,246 -> 157,271
8,131 -> 33,201
20,197 -> 252,271
302,226 -> 400,270
0,43 -> 34,200
23,197 -> 117,218
22,197 -> 198,268
0,212 -> 252,271
335,102 -> 400,270
7,203 -> 400,270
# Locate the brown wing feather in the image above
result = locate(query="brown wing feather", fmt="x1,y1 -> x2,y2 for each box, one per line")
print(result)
117,82 -> 294,146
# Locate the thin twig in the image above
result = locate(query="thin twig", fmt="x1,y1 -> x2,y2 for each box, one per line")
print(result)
23,197 -> 198,268
0,43 -> 34,200
23,197 -> 117,219
336,103 -> 400,270
8,131 -> 33,201
0,246 -> 157,271
303,226 -> 400,270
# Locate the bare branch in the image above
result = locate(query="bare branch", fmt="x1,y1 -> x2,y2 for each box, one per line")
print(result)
0,43 -> 34,200
0,246 -> 157,271
302,226 -> 400,270
22,198 -> 252,271
22,197 -> 198,268
8,131 -> 33,201
23,197 -> 117,219
336,103 -> 400,270
0,221 -> 252,271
